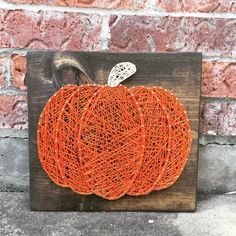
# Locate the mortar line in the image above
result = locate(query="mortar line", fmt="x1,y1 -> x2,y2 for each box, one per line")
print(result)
0,48 -> 28,54
1,48 -> 236,62
145,0 -> 157,10
199,134 -> 236,146
201,97 -> 236,103
202,57 -> 236,62
200,142 -> 236,146
100,15 -> 110,51
1,89 -> 236,101
0,1 -> 236,19
0,88 -> 27,96
0,134 -> 28,139
5,55 -> 12,87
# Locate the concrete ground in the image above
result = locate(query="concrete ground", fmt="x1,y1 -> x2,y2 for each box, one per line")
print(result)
0,131 -> 236,235
0,192 -> 236,236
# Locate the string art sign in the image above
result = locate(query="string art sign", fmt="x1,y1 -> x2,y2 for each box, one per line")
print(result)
37,62 -> 192,200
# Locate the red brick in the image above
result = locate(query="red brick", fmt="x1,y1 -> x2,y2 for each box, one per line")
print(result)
201,102 -> 236,136
6,0 -> 146,9
11,55 -> 27,90
156,0 -> 236,13
0,96 -> 28,129
0,57 -> 7,88
1,9 -> 102,50
109,16 -> 236,58
0,9 -> 6,29
202,61 -> 236,98
0,10 -> 12,47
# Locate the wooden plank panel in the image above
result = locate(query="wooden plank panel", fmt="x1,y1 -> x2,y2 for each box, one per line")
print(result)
27,51 -> 201,212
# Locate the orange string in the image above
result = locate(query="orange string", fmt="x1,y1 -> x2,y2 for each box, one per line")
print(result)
37,84 -> 192,200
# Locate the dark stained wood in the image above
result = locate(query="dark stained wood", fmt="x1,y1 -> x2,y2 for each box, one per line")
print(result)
27,51 -> 202,212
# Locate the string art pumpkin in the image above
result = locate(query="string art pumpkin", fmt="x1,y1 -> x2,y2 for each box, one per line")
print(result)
37,62 -> 192,200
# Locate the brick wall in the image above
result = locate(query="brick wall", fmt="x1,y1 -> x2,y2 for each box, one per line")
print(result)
0,0 -> 236,193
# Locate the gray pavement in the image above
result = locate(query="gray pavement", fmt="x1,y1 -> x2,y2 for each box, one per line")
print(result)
0,192 -> 236,236
1,131 -> 236,235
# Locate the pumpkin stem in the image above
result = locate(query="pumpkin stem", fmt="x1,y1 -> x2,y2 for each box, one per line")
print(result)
107,62 -> 137,87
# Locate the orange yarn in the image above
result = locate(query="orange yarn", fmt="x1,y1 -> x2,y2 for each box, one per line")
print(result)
152,87 -> 192,191
37,84 -> 192,200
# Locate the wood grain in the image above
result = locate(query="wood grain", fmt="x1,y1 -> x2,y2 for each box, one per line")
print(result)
27,51 -> 202,212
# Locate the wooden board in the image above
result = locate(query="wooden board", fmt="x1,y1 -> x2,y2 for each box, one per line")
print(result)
27,51 -> 202,211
